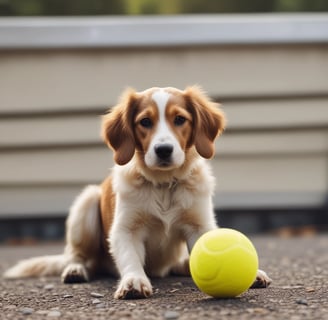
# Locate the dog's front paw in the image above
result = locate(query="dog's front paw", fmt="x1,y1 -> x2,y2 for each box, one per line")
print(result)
114,275 -> 153,299
251,269 -> 272,288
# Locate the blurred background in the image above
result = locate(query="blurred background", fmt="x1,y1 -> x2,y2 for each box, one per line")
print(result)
0,0 -> 327,243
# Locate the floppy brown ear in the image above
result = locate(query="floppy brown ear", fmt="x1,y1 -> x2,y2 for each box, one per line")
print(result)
184,86 -> 226,159
102,88 -> 138,165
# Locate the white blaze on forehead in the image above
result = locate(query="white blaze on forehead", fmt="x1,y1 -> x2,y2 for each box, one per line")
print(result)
151,89 -> 172,143
151,89 -> 171,118
145,89 -> 185,169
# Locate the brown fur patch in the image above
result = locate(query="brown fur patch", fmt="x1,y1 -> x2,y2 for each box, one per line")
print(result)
184,86 -> 226,159
133,96 -> 160,157
101,88 -> 138,165
166,101 -> 194,151
178,210 -> 203,230
100,176 -> 116,243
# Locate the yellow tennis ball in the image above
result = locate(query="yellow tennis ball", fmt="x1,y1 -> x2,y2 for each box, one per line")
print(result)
189,228 -> 258,298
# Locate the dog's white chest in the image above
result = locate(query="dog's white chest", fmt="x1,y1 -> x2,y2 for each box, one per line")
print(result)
148,180 -> 195,217
152,183 -> 178,213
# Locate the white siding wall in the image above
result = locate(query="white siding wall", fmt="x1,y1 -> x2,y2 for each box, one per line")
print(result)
1,15 -> 328,217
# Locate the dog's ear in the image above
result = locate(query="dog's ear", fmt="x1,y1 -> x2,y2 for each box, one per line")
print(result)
184,86 -> 226,159
102,88 -> 138,165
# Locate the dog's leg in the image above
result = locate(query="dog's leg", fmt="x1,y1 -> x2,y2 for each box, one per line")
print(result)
61,185 -> 102,283
110,216 -> 152,299
185,197 -> 218,253
178,205 -> 217,276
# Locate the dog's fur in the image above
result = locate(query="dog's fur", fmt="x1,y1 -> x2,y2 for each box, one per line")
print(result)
4,86 -> 271,299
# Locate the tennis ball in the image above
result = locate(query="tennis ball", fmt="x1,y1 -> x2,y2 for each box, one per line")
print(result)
189,228 -> 258,298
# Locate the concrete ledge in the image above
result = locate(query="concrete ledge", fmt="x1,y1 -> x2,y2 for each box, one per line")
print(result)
1,14 -> 328,49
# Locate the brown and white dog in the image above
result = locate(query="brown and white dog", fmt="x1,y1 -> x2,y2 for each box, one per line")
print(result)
4,86 -> 271,299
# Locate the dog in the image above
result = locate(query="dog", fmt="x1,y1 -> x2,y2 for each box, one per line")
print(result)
4,86 -> 271,299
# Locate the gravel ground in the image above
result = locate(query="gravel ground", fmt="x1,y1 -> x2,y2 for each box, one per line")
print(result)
1,235 -> 327,320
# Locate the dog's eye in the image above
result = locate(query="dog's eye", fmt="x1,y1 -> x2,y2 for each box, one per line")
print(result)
174,115 -> 186,126
140,118 -> 153,128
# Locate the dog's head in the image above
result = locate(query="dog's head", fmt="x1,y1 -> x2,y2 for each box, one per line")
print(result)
102,86 -> 225,170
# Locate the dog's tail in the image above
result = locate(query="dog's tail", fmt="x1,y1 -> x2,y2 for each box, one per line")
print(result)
3,254 -> 68,279
4,185 -> 103,280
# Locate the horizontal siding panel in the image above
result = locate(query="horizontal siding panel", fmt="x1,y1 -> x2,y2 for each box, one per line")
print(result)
0,185 -> 82,217
0,147 -> 113,184
0,114 -> 102,148
1,45 -> 328,113
1,129 -> 327,184
1,145 -> 326,192
213,154 -> 328,193
1,187 -> 325,218
216,129 -> 328,155
224,97 -> 328,129
1,101 -> 328,148
1,153 -> 326,217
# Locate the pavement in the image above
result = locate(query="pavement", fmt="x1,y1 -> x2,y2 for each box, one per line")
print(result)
0,234 -> 327,320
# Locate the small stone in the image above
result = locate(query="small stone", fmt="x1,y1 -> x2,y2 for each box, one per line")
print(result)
44,284 -> 55,290
305,287 -> 315,292
47,310 -> 61,317
92,298 -> 101,304
21,307 -> 34,315
164,310 -> 179,319
281,285 -> 303,289
90,292 -> 104,298
63,294 -> 73,298
296,298 -> 308,305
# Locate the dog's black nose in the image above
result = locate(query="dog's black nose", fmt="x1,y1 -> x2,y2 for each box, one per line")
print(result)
154,144 -> 173,160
